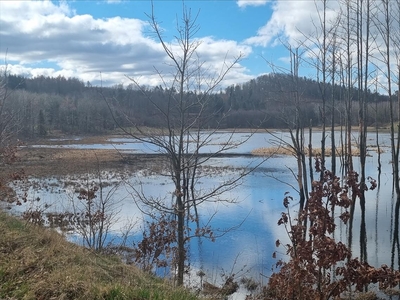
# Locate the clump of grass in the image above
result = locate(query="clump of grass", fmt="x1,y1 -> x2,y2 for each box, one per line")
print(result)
252,146 -> 362,157
251,146 -> 294,156
0,211 -> 197,300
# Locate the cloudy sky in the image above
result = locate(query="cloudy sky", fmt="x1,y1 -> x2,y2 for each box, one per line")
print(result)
0,0 -> 348,88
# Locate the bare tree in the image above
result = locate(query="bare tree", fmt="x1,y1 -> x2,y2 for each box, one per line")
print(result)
357,0 -> 377,264
310,0 -> 332,180
264,44 -> 309,212
0,62 -> 28,211
74,170 -> 122,250
329,33 -> 338,176
0,65 -> 21,166
336,0 -> 357,175
297,0 -> 340,179
43,156 -> 124,251
374,0 -> 400,270
104,3 -> 263,285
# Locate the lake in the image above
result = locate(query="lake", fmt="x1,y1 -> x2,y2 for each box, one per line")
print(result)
5,130 -> 399,298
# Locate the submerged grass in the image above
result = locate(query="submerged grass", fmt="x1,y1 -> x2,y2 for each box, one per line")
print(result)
0,211 -> 198,300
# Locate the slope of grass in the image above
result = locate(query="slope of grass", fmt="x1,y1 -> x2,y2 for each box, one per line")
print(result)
0,211 -> 198,300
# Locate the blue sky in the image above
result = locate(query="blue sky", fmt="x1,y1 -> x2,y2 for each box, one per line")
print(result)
2,0 -> 392,90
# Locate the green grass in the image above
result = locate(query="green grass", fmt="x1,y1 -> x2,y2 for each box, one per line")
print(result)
0,211 -> 198,300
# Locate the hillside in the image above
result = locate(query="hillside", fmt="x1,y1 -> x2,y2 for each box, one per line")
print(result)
3,73 -> 394,138
0,211 -> 197,300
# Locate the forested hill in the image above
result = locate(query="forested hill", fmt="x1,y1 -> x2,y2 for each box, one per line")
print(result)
3,73 -> 392,137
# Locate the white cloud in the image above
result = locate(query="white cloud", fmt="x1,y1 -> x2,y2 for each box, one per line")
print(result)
243,0 -> 399,93
244,0 -> 340,47
197,37 -> 252,67
237,0 -> 270,8
0,1 -> 253,88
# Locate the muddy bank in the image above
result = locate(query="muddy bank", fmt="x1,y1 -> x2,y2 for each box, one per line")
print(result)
8,147 -> 126,177
1,135 -> 164,177
3,134 -> 258,178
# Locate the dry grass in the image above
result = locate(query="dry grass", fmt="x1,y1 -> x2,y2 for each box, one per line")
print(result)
252,146 -> 362,157
6,147 -> 125,177
0,211 -> 197,300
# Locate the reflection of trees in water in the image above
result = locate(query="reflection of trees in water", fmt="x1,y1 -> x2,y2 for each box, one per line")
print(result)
391,192 -> 400,270
347,172 -> 369,266
348,176 -> 399,272
359,197 -> 367,264
374,184 -> 380,267
347,179 -> 356,255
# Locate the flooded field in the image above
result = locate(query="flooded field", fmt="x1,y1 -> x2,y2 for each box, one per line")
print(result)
2,130 -> 398,297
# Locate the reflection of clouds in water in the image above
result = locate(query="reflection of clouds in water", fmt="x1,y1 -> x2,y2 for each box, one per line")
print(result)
16,131 -> 398,275
31,131 -> 393,158
346,178 -> 394,268
191,172 -> 292,278
130,165 -> 279,279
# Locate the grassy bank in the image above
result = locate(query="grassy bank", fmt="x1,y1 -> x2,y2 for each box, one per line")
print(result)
0,211 -> 197,300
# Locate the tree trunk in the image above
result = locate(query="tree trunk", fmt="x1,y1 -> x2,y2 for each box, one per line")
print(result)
177,195 -> 185,286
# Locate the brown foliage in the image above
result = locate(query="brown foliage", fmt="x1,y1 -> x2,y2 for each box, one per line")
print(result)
265,164 -> 400,300
133,214 -> 179,273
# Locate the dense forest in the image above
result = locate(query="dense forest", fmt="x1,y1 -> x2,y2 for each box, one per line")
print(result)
2,72 -> 397,138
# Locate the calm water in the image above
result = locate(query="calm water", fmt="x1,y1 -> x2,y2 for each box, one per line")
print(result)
8,130 -> 399,297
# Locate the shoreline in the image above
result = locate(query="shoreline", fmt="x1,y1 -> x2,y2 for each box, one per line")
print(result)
3,126 -> 392,178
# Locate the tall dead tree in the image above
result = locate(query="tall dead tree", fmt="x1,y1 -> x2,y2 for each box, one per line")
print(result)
302,0 -> 338,179
375,0 -> 400,270
317,0 -> 329,180
356,0 -> 374,264
0,65 -> 21,166
340,0 -> 355,174
329,34 -> 338,176
104,3 -> 263,285
262,44 -> 310,212
286,45 -> 309,211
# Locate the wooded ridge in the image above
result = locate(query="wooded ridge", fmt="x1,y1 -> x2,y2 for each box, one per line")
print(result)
3,73 -> 397,137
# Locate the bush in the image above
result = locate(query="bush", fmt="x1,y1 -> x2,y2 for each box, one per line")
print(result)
265,167 -> 400,299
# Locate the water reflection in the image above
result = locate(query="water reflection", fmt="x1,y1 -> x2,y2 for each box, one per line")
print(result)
13,131 -> 400,278
392,193 -> 400,270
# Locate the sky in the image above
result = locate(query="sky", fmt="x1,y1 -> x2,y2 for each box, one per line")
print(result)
0,0 -> 384,90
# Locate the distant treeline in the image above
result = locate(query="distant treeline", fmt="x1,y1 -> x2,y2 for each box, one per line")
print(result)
3,73 -> 397,138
